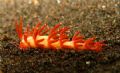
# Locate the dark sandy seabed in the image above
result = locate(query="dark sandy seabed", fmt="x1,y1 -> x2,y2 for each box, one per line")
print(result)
0,0 -> 120,73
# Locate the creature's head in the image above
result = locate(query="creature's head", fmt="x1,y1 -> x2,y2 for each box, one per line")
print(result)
16,17 -> 28,50
19,37 -> 29,50
19,36 -> 37,50
16,17 -> 36,50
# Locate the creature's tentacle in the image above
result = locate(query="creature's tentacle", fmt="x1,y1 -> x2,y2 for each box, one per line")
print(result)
23,24 -> 31,46
48,23 -> 62,49
72,31 -> 84,49
33,22 -> 41,39
40,24 -> 49,35
48,23 -> 61,39
23,32 -> 28,43
38,24 -> 49,35
15,17 -> 23,39
26,24 -> 30,34
72,31 -> 84,41
84,37 -> 95,50
50,23 -> 62,33
32,22 -> 50,48
59,27 -> 69,48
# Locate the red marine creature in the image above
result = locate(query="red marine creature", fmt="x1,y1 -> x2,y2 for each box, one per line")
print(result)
15,17 -> 104,52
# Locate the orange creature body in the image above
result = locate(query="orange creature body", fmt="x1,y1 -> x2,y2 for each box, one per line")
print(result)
16,18 -> 104,52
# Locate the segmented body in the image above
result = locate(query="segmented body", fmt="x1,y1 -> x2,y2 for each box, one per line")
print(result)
16,17 -> 104,52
